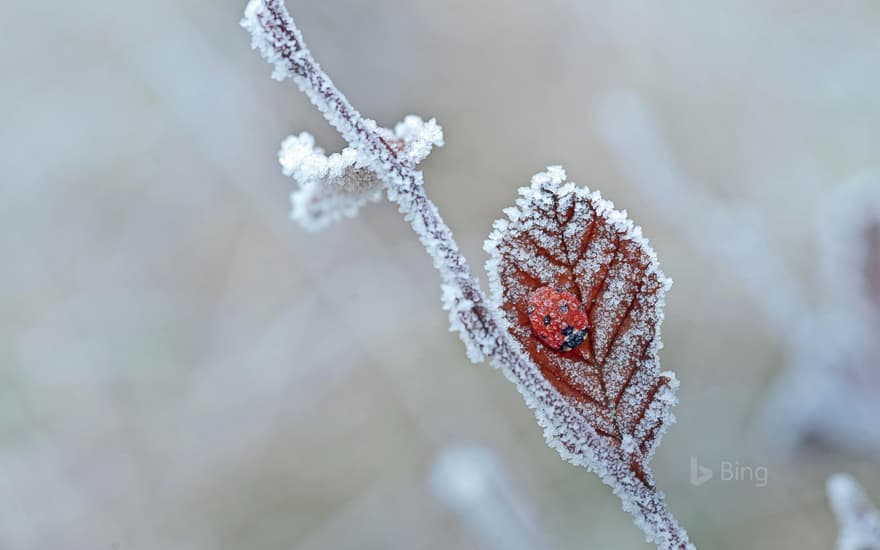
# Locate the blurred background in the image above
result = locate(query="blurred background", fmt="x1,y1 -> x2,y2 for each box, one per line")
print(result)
3,1 -> 880,548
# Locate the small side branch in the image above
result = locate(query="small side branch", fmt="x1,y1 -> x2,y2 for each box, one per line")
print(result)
243,0 -> 497,363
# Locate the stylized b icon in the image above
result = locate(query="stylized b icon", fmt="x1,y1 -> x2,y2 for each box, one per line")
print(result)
690,456 -> 712,486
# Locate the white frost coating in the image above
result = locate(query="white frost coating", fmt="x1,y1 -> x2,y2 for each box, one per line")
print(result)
828,473 -> 880,550
441,282 -> 481,363
639,375 -> 679,464
242,0 -> 300,82
278,132 -> 327,182
484,167 -> 691,549
280,133 -> 382,231
394,115 -> 445,165
279,117 -> 444,231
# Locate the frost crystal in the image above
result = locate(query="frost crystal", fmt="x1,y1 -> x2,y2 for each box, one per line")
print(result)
281,132 -> 382,231
828,473 -> 880,550
241,0 -> 303,82
279,117 -> 443,231
394,115 -> 445,165
485,167 -> 691,549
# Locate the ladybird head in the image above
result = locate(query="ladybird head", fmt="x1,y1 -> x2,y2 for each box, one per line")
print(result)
527,286 -> 589,351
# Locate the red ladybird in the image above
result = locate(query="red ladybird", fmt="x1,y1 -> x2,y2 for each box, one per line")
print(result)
527,286 -> 589,351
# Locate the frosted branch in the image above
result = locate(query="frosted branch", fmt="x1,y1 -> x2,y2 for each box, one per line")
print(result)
242,0 -> 495,362
242,2 -> 692,547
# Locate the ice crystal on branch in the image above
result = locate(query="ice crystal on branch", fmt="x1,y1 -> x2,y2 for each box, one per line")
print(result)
281,132 -> 382,231
485,167 -> 679,482
279,116 -> 443,231
393,115 -> 444,165
828,473 -> 880,550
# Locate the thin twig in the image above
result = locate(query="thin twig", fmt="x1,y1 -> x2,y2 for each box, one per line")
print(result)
242,2 -> 693,547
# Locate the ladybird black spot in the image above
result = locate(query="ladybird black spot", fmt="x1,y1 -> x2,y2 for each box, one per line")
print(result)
561,326 -> 573,336
543,315 -> 551,326
559,302 -> 569,313
559,327 -> 588,352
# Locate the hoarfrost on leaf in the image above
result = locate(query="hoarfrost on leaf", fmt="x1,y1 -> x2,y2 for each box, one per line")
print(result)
485,166 -> 678,481
484,168 -> 691,548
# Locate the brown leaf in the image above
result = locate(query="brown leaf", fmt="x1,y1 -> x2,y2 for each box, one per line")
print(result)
486,168 -> 676,481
